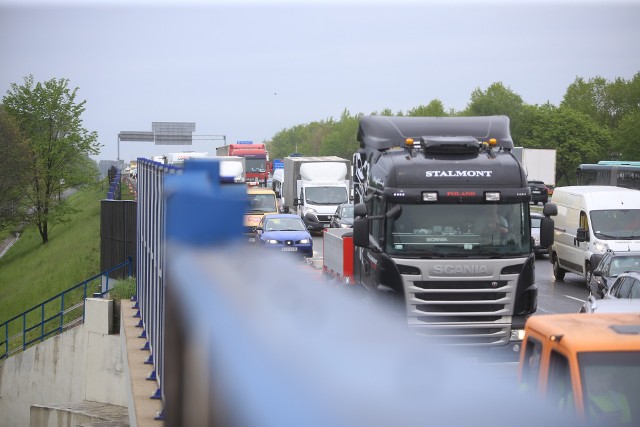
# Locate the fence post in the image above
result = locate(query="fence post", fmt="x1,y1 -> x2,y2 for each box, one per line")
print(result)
163,158 -> 247,426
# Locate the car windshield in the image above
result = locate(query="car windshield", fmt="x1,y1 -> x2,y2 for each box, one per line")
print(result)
386,202 -> 531,257
591,209 -> 640,239
264,218 -> 306,231
248,193 -> 276,213
341,206 -> 354,218
609,256 -> 640,276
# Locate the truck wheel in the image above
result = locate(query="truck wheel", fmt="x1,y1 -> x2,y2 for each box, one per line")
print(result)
552,254 -> 566,281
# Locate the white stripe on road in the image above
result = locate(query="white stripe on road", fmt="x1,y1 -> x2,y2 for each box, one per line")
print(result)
564,295 -> 586,303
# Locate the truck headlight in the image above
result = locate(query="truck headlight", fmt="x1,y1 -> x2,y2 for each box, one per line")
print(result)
306,208 -> 317,214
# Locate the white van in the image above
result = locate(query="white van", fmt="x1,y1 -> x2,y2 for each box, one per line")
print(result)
547,186 -> 640,283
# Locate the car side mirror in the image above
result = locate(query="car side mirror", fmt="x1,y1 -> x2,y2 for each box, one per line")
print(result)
593,269 -> 603,277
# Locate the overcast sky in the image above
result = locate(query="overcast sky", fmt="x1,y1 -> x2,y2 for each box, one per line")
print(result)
1,0 -> 639,163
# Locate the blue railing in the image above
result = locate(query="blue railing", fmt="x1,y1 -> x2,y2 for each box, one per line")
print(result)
0,257 -> 132,360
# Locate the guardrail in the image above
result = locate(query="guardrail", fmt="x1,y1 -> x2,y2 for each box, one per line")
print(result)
0,257 -> 132,360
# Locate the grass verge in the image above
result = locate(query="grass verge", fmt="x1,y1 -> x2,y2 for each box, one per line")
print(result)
0,185 -> 104,323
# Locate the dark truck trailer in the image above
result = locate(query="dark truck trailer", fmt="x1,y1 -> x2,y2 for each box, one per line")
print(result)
350,115 -> 536,361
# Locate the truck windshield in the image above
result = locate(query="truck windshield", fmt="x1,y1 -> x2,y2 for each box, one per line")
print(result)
246,158 -> 267,173
305,187 -> 348,205
385,202 -> 531,257
590,209 -> 640,239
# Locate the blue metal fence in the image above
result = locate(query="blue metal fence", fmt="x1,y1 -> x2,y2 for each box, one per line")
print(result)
0,257 -> 132,360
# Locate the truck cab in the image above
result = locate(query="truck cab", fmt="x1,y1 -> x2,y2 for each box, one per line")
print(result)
518,313 -> 640,425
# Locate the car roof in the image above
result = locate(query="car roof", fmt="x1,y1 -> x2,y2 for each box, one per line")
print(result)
615,271 -> 640,280
589,299 -> 640,314
262,213 -> 301,220
247,187 -> 276,195
526,313 -> 640,352
607,250 -> 640,257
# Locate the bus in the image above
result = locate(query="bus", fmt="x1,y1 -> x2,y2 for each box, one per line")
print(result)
576,163 -> 640,190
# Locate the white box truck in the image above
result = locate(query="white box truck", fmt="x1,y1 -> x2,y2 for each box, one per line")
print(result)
544,186 -> 640,284
282,156 -> 351,231
513,148 -> 556,187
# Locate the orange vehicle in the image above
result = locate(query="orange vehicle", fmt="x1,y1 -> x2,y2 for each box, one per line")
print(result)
518,313 -> 640,425
245,187 -> 278,243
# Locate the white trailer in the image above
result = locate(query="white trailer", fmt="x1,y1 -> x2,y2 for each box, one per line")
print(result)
513,148 -> 557,187
218,156 -> 246,183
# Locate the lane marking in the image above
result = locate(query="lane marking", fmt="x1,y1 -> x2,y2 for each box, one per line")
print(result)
564,295 -> 586,303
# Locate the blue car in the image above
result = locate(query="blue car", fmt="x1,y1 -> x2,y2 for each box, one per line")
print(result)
255,214 -> 313,257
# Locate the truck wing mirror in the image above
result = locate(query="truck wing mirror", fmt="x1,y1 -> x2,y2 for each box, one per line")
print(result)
354,203 -> 367,218
576,227 -> 588,242
353,217 -> 369,247
543,202 -> 557,217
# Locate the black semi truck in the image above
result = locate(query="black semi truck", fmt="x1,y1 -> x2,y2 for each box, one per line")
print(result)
350,115 -> 536,360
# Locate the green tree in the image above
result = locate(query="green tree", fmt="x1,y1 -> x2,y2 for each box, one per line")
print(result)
0,107 -> 30,231
2,75 -> 101,244
560,74 -> 640,130
612,111 -> 640,160
516,104 -> 611,185
320,109 -> 360,159
463,82 -> 525,119
407,100 -> 448,117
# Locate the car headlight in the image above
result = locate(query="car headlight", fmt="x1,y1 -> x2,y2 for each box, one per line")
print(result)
266,239 -> 279,244
593,240 -> 609,253
299,239 -> 310,244
340,223 -> 350,228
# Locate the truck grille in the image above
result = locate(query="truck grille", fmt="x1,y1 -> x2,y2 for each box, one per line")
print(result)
316,214 -> 332,223
407,279 -> 513,347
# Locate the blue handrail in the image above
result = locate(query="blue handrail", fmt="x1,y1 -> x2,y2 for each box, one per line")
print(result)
0,257 -> 133,360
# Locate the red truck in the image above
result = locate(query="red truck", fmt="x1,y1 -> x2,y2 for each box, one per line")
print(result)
216,141 -> 270,186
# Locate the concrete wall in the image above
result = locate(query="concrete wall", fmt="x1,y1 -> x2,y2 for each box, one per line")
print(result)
0,299 -> 127,427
